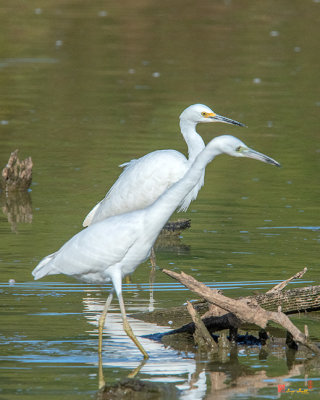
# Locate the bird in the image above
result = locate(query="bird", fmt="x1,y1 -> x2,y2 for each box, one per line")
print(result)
82,104 -> 245,269
83,104 -> 245,226
32,135 -> 280,388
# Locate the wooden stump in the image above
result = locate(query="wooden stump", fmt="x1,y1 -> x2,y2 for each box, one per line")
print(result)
1,150 -> 33,192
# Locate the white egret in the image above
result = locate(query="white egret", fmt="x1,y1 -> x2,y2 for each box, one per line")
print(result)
32,135 -> 280,388
83,104 -> 245,270
83,104 -> 245,228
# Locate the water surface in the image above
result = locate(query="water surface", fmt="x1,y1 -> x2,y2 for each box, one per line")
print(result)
1,1 -> 320,399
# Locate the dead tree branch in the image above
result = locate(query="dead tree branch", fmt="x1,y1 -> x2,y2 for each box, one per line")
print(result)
266,267 -> 308,294
162,269 -> 320,355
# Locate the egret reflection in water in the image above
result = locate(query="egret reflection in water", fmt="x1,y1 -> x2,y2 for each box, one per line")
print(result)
83,104 -> 246,227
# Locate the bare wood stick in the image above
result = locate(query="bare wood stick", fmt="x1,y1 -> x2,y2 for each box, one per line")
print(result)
186,301 -> 218,351
266,267 -> 308,294
162,269 -> 320,355
305,325 -> 309,340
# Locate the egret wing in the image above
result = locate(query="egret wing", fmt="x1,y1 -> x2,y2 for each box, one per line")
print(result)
33,215 -> 143,282
83,149 -> 188,225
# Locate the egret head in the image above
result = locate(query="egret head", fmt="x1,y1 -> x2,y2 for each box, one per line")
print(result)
180,104 -> 246,127
213,135 -> 281,167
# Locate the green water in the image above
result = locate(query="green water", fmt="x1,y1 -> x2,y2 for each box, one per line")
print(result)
1,1 -> 319,399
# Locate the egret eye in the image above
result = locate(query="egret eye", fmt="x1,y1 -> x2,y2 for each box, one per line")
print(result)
201,112 -> 207,117
236,146 -> 242,152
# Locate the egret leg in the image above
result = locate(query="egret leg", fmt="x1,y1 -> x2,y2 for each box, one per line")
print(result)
98,291 -> 113,389
148,247 -> 156,312
150,246 -> 157,273
117,290 -> 149,359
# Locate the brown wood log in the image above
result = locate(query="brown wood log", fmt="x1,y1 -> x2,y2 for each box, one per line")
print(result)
266,267 -> 307,294
244,285 -> 320,314
162,270 -> 320,355
132,285 -> 320,328
1,149 -> 33,191
186,300 -> 218,351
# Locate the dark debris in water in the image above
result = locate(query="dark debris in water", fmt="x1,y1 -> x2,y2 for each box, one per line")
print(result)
235,331 -> 268,346
144,330 -> 268,348
99,378 -> 165,400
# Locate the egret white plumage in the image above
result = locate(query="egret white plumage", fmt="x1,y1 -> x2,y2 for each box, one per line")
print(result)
32,135 -> 280,388
83,104 -> 245,228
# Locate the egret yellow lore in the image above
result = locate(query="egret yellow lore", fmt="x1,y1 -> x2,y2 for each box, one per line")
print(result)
32,135 -> 280,388
83,104 -> 245,228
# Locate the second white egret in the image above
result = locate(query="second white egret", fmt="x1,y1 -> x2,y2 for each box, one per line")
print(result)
83,104 -> 245,227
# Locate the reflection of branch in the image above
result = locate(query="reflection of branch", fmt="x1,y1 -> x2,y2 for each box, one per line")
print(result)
163,270 -> 320,355
154,219 -> 191,254
1,191 -> 33,232
154,234 -> 190,254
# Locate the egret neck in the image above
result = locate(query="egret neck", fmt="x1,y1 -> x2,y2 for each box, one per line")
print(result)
179,118 -> 205,164
145,136 -> 220,236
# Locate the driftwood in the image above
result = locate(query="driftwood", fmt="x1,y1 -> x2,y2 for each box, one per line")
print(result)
160,269 -> 320,355
1,149 -> 33,191
161,218 -> 191,235
186,300 -> 218,352
266,267 -> 307,294
132,284 -> 320,328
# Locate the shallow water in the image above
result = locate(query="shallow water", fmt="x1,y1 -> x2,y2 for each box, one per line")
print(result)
1,0 -> 320,399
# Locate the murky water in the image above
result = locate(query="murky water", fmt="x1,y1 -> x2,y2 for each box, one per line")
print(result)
1,1 -> 320,399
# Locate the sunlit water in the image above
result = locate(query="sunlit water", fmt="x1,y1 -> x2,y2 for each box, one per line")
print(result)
1,0 -> 320,399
